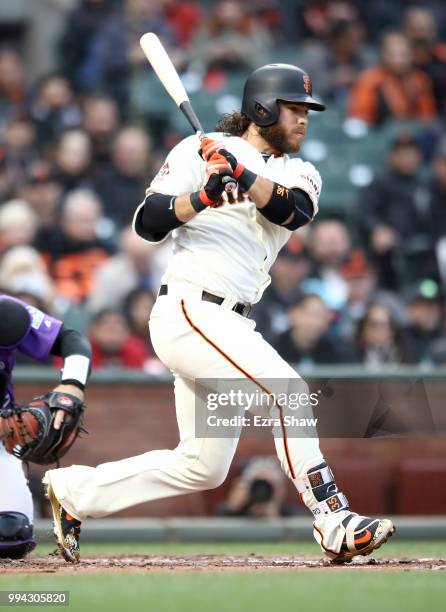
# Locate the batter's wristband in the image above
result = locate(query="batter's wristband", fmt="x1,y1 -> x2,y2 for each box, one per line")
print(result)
190,190 -> 215,212
233,164 -> 256,191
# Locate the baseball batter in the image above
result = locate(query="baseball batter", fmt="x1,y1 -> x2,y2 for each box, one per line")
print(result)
0,294 -> 91,558
44,64 -> 394,563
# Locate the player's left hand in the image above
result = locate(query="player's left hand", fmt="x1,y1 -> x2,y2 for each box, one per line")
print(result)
199,153 -> 234,205
0,390 -> 86,464
216,149 -> 240,173
51,384 -> 85,430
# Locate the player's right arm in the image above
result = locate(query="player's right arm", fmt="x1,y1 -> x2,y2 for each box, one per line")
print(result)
213,148 -> 320,230
133,136 -> 232,243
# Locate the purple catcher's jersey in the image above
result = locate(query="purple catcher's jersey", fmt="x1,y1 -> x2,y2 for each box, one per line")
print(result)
0,295 -> 62,408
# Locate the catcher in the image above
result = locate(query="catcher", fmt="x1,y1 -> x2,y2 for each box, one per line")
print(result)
0,294 -> 91,558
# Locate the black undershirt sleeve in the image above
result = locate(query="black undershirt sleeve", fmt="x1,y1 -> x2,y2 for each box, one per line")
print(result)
50,325 -> 92,391
257,184 -> 315,231
283,188 -> 315,230
133,192 -> 184,242
50,325 -> 92,360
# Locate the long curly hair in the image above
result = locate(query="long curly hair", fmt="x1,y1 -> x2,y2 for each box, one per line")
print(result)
215,112 -> 251,137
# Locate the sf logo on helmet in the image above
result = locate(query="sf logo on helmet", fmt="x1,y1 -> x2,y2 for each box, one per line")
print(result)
303,73 -> 312,94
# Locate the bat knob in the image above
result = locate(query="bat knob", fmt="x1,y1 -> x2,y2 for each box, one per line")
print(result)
222,174 -> 237,193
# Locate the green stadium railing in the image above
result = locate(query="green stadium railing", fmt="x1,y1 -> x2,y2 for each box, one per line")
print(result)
12,365 -> 446,384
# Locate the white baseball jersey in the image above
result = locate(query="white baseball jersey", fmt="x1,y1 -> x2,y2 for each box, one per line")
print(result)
134,132 -> 321,304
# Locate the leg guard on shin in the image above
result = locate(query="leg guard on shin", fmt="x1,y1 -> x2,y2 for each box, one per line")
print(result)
294,462 -> 352,557
0,512 -> 36,559
294,462 -> 350,519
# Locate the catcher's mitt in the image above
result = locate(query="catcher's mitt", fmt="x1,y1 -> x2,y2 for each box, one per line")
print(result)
0,392 -> 86,465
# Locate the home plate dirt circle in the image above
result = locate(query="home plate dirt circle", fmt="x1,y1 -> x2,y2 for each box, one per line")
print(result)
2,554 -> 446,573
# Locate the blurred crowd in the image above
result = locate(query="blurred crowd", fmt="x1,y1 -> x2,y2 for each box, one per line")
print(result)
1,0 -> 446,371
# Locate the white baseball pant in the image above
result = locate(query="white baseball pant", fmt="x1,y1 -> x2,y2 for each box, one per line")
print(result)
45,282 -> 328,522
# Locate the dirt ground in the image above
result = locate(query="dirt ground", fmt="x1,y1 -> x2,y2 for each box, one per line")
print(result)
2,554 -> 446,574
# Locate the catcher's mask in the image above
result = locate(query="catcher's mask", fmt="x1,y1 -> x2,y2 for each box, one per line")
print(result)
241,63 -> 325,127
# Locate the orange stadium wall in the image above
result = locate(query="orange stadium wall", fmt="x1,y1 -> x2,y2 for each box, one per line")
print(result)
15,380 -> 446,518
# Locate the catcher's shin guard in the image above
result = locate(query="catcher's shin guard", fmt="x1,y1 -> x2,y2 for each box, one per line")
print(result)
0,511 -> 36,559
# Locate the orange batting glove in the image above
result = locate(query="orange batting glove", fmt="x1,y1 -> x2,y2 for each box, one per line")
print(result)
205,152 -> 233,178
199,137 -> 224,162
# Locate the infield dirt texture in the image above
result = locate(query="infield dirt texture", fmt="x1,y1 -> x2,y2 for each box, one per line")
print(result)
1,542 -> 445,612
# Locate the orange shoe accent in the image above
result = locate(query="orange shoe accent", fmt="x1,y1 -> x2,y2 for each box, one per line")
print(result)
353,529 -> 372,545
65,513 -> 73,521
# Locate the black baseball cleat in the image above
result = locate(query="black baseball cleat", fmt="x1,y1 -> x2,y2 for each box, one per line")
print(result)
331,515 -> 395,564
45,482 -> 81,563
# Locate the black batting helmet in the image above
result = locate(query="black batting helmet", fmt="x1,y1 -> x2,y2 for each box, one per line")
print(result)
241,63 -> 325,127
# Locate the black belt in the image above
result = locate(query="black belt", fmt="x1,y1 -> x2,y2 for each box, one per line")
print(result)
158,284 -> 252,318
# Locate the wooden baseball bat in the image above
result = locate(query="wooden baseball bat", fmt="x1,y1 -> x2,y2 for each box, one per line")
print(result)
139,32 -> 236,193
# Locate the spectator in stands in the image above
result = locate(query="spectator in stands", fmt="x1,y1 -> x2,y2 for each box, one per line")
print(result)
87,225 -> 157,314
404,279 -> 443,365
403,6 -> 446,116
348,31 -> 436,125
354,302 -> 412,367
92,126 -> 151,227
88,308 -> 149,369
0,246 -> 57,365
34,189 -> 115,304
336,249 -> 405,343
302,219 -> 351,311
0,200 -> 38,254
164,0 -> 202,47
251,237 -> 310,343
0,116 -> 39,197
82,0 -> 178,116
53,129 -> 93,194
123,287 -> 166,373
17,164 -> 63,228
272,293 -> 351,365
123,287 -> 155,342
0,245 -> 54,312
300,18 -> 374,108
30,75 -> 82,147
82,95 -> 119,170
190,0 -> 271,77
58,0 -> 117,92
429,143 -> 446,289
428,142 -> 446,242
358,1 -> 438,42
280,0 -> 359,44
358,133 -> 433,290
0,49 -> 26,129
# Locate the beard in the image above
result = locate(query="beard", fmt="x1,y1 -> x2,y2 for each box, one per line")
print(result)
258,123 -> 301,154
